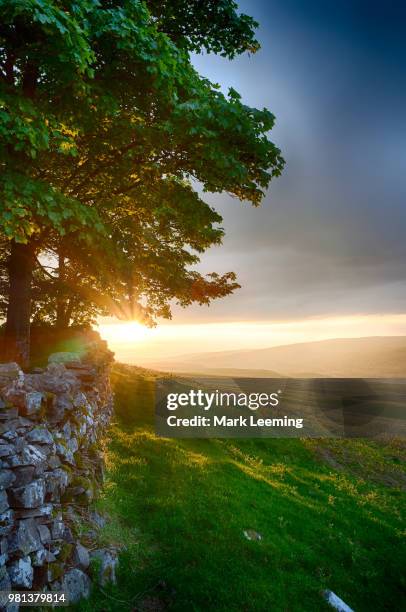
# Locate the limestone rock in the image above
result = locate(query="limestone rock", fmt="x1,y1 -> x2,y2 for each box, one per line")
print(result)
0,491 -> 9,514
14,504 -> 52,520
47,455 -> 61,469
0,335 -> 113,596
0,445 -> 14,458
37,524 -> 51,545
90,548 -> 118,586
0,408 -> 19,422
0,430 -> 17,441
9,556 -> 33,588
0,470 -> 15,490
32,547 -> 56,567
0,363 -> 23,386
48,352 -> 81,365
0,510 -> 14,536
9,479 -> 45,508
62,568 -> 91,604
51,517 -> 65,540
45,468 -> 70,501
11,466 -> 35,487
26,427 -> 53,445
9,445 -> 47,469
55,442 -> 75,466
73,542 -> 90,570
67,437 -> 79,454
90,511 -> 107,529
0,565 -> 11,590
24,391 -> 44,416
62,422 -> 71,439
8,518 -> 42,555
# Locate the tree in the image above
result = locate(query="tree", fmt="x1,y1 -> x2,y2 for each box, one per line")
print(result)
0,0 -> 284,367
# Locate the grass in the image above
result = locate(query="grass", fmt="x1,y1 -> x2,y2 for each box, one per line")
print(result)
76,364 -> 406,611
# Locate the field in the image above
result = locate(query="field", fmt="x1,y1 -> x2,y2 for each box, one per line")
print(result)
76,364 -> 406,611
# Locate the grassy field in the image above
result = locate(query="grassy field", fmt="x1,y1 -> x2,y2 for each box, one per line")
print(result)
77,364 -> 406,612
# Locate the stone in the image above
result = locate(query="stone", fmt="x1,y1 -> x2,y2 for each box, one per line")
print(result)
14,504 -> 52,520
18,416 -> 33,427
56,443 -> 75,465
73,391 -> 89,409
48,352 -> 81,365
56,393 -> 74,413
26,427 -> 53,445
0,420 -> 19,436
3,389 -> 26,410
243,529 -> 262,541
37,524 -> 51,545
0,491 -> 9,513
39,562 -> 64,584
73,542 -> 90,570
8,518 -> 42,555
51,518 -> 65,540
1,537 -> 7,555
0,430 -> 18,441
9,479 -> 45,508
0,337 -> 114,596
0,510 -> 14,536
14,436 -> 25,453
0,445 -> 14,458
90,548 -> 118,586
9,556 -> 33,589
62,422 -> 72,438
32,548 -> 56,567
45,468 -> 69,501
0,536 -> 8,565
24,391 -> 44,416
67,437 -> 79,454
0,565 -> 11,590
0,363 -> 22,382
11,466 -> 35,487
90,511 -> 107,529
0,470 -> 15,490
62,568 -> 91,604
63,525 -> 74,544
9,445 -> 47,469
47,455 -> 61,469
40,364 -> 78,394
0,408 -> 18,421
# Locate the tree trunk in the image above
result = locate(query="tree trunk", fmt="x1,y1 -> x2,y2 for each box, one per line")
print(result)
3,240 -> 36,369
55,248 -> 67,328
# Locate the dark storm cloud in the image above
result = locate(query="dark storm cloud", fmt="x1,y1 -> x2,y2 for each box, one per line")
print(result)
173,0 -> 406,321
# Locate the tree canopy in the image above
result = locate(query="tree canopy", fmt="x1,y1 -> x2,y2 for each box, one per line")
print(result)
0,0 -> 284,365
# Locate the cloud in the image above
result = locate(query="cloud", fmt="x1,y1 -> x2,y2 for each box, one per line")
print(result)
172,0 -> 406,323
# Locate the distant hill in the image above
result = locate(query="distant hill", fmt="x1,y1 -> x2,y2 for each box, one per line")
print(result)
145,336 -> 406,378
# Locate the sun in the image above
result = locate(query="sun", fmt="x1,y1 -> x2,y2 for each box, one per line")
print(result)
98,321 -> 151,344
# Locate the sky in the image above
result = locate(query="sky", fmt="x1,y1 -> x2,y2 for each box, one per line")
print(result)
99,0 -> 406,361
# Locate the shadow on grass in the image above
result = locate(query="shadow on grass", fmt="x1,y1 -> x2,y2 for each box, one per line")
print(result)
76,365 -> 406,612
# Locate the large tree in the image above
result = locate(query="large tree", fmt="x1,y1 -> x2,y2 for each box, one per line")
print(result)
0,0 -> 284,367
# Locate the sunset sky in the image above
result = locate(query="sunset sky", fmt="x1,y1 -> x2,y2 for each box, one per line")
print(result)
99,0 -> 406,363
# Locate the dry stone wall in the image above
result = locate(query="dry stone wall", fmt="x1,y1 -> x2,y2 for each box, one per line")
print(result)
0,338 -> 115,607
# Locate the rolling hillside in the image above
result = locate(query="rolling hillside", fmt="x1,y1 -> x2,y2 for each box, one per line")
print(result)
77,364 -> 406,612
144,336 -> 406,377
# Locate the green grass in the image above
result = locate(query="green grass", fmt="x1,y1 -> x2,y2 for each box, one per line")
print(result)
77,364 -> 406,612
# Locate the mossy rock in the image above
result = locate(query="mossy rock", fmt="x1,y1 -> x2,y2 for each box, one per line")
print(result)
58,542 -> 74,563
47,562 -> 65,582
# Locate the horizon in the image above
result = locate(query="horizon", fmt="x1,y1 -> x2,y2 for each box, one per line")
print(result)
98,314 -> 406,366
